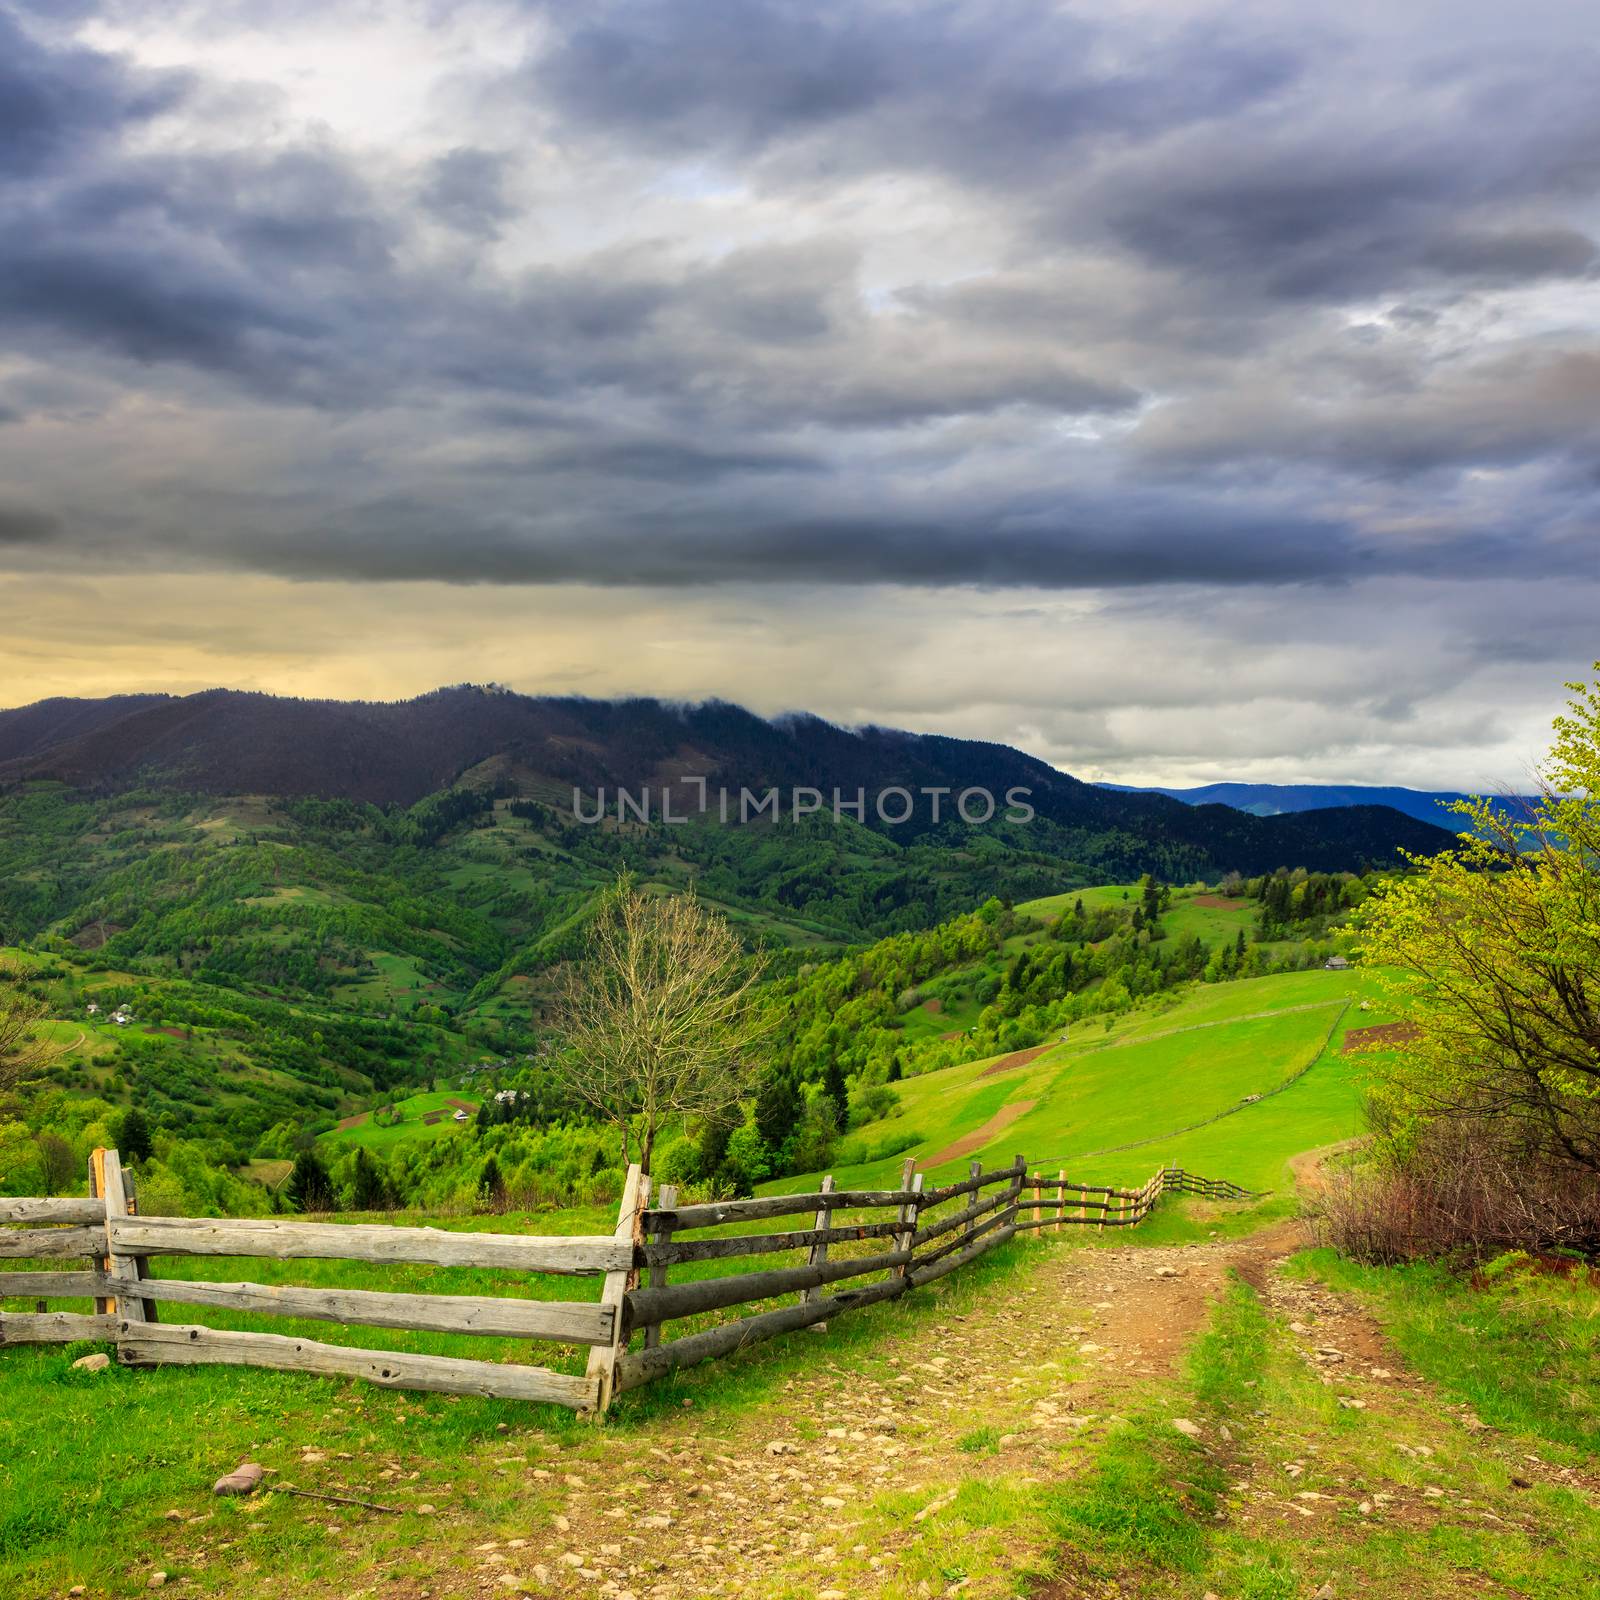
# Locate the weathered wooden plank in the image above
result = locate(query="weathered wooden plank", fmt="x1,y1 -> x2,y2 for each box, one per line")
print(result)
644,1183 -> 677,1353
0,1226 -> 104,1260
907,1223 -> 1017,1289
108,1216 -> 629,1274
0,1270 -> 106,1299
913,1203 -> 1016,1271
117,1322 -> 600,1408
0,1311 -> 118,1344
120,1162 -> 159,1323
615,1271 -> 910,1392
642,1188 -> 916,1231
640,1217 -> 903,1267
94,1149 -> 147,1325
587,1164 -> 646,1415
893,1160 -> 922,1281
910,1181 -> 1012,1248
799,1174 -> 834,1315
919,1157 -> 1027,1207
625,1245 -> 910,1329
117,1277 -> 614,1344
0,1198 -> 106,1225
963,1160 -> 984,1244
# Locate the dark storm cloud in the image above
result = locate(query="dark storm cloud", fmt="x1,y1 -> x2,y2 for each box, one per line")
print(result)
1094,120 -> 1600,305
0,503 -> 60,545
0,8 -> 188,178
523,0 -> 1303,179
421,148 -> 515,238
1,0 -> 1598,604
0,236 -> 324,382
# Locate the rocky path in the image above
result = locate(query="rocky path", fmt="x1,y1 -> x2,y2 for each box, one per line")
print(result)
468,1222 -> 1308,1600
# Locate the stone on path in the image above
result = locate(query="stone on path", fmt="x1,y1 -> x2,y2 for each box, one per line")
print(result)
1170,1418 -> 1203,1437
71,1353 -> 110,1373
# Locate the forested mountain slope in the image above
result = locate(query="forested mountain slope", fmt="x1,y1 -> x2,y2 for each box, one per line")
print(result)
2,686 -> 1452,878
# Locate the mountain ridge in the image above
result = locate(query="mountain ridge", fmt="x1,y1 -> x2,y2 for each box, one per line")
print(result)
1097,779 -> 1538,830
0,685 -> 1455,878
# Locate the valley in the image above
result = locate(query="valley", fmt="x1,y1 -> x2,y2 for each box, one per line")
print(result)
2,686 -> 1595,1600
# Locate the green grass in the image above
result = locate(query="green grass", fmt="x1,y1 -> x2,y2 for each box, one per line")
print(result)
0,1228 -> 1047,1599
768,965 -> 1399,1201
1291,1248 -> 1600,1459
1021,1270 -> 1600,1600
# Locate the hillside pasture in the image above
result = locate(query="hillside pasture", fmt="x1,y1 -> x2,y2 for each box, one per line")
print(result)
321,1090 -> 482,1152
771,966 -> 1397,1198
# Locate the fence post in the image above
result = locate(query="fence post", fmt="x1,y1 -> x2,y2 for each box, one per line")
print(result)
1056,1170 -> 1066,1234
965,1160 -> 982,1243
121,1162 -> 158,1322
894,1161 -> 923,1278
1032,1173 -> 1042,1227
802,1174 -> 835,1331
644,1183 -> 677,1352
89,1148 -> 148,1332
587,1163 -> 646,1417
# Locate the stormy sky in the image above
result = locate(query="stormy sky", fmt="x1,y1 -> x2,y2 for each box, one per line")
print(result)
1,0 -> 1596,788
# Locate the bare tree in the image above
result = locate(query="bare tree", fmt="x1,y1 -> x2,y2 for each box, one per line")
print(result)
549,876 -> 769,1173
0,959 -> 62,1097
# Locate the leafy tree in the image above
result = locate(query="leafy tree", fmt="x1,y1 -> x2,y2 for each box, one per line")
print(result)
721,1122 -> 771,1194
350,1147 -> 388,1210
697,1111 -> 737,1180
547,875 -> 769,1172
1357,667 -> 1600,1176
287,1148 -> 335,1213
822,1058 -> 849,1130
119,1106 -> 154,1165
754,1070 -> 802,1155
35,1132 -> 75,1196
478,1154 -> 506,1208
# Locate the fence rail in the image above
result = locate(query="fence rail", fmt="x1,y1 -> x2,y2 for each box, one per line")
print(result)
1,1149 -> 1256,1413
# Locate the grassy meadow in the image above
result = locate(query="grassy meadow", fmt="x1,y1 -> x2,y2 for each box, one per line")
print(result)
320,1089 -> 482,1153
767,964 -> 1396,1197
4,946 -> 1598,1598
7,867 -> 1596,1599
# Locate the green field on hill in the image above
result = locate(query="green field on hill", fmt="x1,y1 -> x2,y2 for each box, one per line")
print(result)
768,965 -> 1396,1197
319,1088 -> 483,1152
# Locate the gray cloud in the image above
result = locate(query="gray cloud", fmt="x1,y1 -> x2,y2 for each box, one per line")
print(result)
0,0 -> 1596,619
0,7 -> 188,178
420,147 -> 515,239
0,502 -> 60,545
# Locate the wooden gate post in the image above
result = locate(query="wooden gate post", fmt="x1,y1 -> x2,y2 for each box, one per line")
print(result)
644,1184 -> 677,1352
1032,1173 -> 1042,1227
587,1163 -> 646,1417
802,1175 -> 835,1330
1056,1170 -> 1066,1234
893,1160 -> 922,1278
89,1148 -> 150,1334
964,1160 -> 982,1244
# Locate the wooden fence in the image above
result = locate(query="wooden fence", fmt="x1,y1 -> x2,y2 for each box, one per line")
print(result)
0,1149 -> 1253,1414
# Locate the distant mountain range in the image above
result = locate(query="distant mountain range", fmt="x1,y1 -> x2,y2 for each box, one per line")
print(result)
0,686 -> 1454,881
1097,780 -> 1539,831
